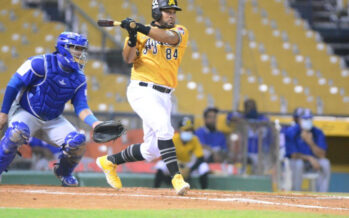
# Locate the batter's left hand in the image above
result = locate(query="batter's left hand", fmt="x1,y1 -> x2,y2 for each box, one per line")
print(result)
121,18 -> 136,32
0,112 -> 8,130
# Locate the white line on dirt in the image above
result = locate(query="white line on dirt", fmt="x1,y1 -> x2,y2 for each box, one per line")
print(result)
0,207 -> 24,209
195,192 -> 349,200
0,189 -> 348,211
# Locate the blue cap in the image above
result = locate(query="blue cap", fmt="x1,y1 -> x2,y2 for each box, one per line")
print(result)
301,108 -> 313,119
293,107 -> 304,118
227,111 -> 242,122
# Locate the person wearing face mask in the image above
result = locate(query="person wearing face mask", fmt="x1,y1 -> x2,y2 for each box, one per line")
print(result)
292,107 -> 304,125
195,107 -> 227,163
154,117 -> 209,189
285,108 -> 331,192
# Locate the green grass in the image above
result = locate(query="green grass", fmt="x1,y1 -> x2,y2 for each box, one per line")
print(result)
0,208 -> 348,218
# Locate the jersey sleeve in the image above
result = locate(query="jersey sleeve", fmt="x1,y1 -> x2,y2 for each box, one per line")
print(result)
314,129 -> 328,151
171,25 -> 189,48
71,82 -> 89,115
15,56 -> 45,86
192,136 -> 204,158
285,128 -> 298,157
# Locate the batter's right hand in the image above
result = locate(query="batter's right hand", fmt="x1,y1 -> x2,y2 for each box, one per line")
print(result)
121,18 -> 136,31
0,112 -> 8,130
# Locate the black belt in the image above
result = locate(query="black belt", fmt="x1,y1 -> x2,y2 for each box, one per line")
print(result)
139,82 -> 172,94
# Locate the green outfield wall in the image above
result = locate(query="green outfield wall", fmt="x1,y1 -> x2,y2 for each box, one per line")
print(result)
0,171 -> 272,192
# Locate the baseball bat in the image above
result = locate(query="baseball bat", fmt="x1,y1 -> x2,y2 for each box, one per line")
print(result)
97,20 -> 136,29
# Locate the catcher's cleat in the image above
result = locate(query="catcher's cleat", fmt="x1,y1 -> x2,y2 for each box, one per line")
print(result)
53,165 -> 79,187
171,173 -> 190,195
96,155 -> 122,189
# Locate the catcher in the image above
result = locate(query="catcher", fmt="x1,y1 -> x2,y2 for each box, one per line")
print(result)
0,32 -> 103,186
154,117 -> 210,189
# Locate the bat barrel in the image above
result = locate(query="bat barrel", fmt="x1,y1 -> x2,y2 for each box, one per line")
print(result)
97,20 -> 135,29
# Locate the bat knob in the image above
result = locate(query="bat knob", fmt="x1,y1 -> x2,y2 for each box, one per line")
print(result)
130,22 -> 137,29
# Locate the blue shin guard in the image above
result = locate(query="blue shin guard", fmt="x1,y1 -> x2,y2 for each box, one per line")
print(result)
54,131 -> 86,187
0,122 -> 30,174
0,146 -> 17,174
54,155 -> 79,187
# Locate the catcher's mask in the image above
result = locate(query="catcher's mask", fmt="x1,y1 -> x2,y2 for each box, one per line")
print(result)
56,32 -> 88,71
152,0 -> 182,21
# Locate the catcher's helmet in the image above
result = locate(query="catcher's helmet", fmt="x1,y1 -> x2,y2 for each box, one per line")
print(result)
56,32 -> 88,71
152,0 -> 182,21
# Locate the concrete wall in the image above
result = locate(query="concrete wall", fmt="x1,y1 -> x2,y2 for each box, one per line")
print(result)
1,170 -> 272,192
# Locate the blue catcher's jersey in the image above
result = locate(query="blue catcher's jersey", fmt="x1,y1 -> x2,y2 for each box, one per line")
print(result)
16,53 -> 87,121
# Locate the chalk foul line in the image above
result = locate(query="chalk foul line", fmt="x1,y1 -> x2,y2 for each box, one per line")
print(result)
0,189 -> 347,211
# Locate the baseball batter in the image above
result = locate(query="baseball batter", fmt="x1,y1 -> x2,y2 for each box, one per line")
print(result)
96,0 -> 190,195
0,32 -> 101,186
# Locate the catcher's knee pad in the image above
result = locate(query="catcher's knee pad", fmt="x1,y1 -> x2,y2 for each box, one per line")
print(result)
62,131 -> 86,158
0,121 -> 30,174
1,121 -> 30,154
64,131 -> 86,147
55,132 -> 86,181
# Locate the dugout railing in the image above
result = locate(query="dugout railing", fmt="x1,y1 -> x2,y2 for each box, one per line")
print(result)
227,119 -> 281,190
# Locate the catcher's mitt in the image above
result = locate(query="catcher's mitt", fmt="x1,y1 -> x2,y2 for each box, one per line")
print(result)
93,120 -> 126,143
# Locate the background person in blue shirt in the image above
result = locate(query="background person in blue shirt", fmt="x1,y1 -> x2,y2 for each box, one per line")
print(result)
285,108 -> 331,192
243,99 -> 271,174
292,107 -> 304,125
195,107 -> 227,162
279,107 -> 304,160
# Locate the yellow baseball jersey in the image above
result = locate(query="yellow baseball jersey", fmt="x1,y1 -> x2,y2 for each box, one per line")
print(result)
124,24 -> 189,88
173,132 -> 204,163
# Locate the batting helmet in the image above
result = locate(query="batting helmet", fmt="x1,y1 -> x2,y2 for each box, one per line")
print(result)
152,0 -> 182,21
56,32 -> 88,71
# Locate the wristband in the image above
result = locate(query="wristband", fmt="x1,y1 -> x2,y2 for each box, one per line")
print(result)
136,23 -> 151,35
128,37 -> 137,47
84,114 -> 98,127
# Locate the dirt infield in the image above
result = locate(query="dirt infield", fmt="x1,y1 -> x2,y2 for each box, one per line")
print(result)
0,185 -> 349,215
